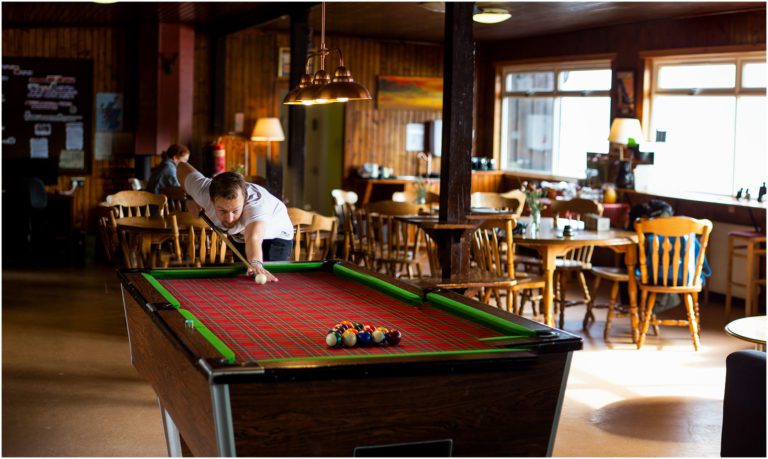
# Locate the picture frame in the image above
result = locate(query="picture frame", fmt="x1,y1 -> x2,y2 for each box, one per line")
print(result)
278,47 -> 291,79
616,71 -> 635,116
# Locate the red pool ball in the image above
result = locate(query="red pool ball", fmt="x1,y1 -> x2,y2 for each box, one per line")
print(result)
386,329 -> 402,346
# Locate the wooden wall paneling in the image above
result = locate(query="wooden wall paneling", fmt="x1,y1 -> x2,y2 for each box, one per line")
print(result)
337,37 -> 444,180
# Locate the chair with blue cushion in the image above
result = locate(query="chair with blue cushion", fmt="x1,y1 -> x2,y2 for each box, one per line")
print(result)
635,216 -> 713,350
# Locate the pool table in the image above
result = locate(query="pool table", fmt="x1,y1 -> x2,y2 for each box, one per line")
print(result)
118,261 -> 582,457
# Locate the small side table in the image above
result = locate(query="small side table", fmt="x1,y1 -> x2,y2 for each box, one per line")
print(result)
725,316 -> 767,351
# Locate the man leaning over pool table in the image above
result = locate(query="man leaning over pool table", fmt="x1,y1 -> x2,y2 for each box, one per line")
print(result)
177,162 -> 294,282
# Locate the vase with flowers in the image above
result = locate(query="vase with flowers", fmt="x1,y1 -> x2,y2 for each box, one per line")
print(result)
525,188 -> 543,232
415,177 -> 428,204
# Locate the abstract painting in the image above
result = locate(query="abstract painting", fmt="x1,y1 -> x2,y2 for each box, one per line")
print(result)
377,76 -> 443,110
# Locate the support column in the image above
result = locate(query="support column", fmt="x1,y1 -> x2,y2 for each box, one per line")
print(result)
437,2 -> 475,279
286,8 -> 310,205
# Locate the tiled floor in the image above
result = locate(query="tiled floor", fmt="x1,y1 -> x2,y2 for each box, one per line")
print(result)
1,263 -> 760,456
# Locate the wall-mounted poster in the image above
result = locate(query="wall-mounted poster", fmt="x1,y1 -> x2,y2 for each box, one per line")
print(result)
405,123 -> 425,152
2,57 -> 93,174
96,92 -> 123,132
377,76 -> 443,110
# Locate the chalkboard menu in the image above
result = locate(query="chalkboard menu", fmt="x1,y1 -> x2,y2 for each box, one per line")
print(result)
2,57 -> 93,174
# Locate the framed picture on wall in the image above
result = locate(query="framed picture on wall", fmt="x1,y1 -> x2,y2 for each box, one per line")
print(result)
616,71 -> 635,116
278,47 -> 291,79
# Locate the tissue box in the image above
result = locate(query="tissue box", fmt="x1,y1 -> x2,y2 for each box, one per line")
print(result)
584,213 -> 610,231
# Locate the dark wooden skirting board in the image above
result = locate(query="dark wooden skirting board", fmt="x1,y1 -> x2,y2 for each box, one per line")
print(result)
122,288 -> 219,457
228,352 -> 570,457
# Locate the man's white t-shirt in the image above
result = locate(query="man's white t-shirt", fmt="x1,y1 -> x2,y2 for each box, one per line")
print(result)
185,171 -> 294,242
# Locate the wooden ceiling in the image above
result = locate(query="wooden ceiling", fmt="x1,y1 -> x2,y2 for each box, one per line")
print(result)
3,1 -> 764,42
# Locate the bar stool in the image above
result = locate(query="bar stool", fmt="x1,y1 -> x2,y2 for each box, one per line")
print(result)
726,231 -> 766,317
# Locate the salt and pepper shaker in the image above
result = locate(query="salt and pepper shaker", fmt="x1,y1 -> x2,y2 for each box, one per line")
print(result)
562,225 -> 574,238
758,182 -> 767,203
736,188 -> 744,200
744,188 -> 751,200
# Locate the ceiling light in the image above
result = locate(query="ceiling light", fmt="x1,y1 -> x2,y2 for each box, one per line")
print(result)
283,2 -> 371,105
473,7 -> 511,24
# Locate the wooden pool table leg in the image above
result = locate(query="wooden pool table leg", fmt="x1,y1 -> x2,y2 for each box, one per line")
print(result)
159,400 -> 183,457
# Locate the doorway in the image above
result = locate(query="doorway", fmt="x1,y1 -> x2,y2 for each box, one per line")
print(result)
304,104 -> 344,215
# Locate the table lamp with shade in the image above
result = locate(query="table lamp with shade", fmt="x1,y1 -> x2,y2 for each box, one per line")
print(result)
250,117 -> 285,180
608,117 -> 643,160
608,118 -> 643,189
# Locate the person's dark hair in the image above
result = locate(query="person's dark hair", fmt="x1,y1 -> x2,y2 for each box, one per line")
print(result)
210,172 -> 247,201
162,144 -> 190,160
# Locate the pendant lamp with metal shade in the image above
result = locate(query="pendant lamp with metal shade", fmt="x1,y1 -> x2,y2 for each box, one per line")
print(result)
283,2 -> 371,105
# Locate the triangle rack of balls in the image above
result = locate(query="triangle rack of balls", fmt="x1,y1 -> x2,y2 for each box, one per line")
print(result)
325,320 -> 402,348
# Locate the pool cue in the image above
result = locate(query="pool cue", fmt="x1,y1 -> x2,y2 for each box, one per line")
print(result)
197,210 -> 259,274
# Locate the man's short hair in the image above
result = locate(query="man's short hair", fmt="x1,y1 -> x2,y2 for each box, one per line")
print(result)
209,172 -> 247,201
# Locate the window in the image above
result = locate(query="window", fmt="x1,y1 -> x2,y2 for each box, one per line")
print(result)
647,52 -> 766,196
499,61 -> 612,177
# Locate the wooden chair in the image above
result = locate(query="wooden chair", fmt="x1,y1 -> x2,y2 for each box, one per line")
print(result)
549,198 -> 604,329
392,190 -> 440,204
583,266 -> 637,340
500,189 -> 527,216
304,214 -> 339,261
287,207 -> 316,261
108,190 -> 167,217
365,201 -> 427,278
726,231 -> 766,317
471,217 -> 546,315
635,216 -> 713,350
471,192 -> 524,215
331,189 -> 359,257
341,204 -> 370,267
181,216 -> 229,267
98,204 -> 120,263
160,186 -> 188,214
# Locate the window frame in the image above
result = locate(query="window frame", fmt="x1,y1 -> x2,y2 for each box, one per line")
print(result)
644,50 -> 766,196
496,58 -> 613,177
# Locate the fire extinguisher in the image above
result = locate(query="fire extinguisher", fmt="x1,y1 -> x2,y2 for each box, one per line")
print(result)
212,142 -> 225,176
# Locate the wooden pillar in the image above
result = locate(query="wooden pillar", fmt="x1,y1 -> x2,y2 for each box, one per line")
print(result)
286,8 -> 310,206
437,2 -> 475,279
135,23 -> 195,157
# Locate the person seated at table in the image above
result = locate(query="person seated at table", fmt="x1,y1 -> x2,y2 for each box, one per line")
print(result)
147,144 -> 191,194
177,162 -> 293,282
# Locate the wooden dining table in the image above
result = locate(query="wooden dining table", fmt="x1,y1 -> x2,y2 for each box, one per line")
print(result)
116,212 -> 206,268
515,224 -> 639,334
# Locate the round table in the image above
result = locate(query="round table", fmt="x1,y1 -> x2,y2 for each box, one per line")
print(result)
725,316 -> 767,351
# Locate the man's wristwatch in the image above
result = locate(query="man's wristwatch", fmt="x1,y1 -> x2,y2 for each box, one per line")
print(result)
249,259 -> 264,267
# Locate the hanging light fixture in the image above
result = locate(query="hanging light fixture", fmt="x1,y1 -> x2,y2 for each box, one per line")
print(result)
473,6 -> 511,24
283,2 -> 371,105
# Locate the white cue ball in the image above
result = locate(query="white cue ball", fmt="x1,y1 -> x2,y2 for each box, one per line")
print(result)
254,273 -> 267,285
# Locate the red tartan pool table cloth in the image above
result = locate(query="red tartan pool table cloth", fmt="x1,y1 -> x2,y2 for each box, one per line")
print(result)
158,271 -> 508,362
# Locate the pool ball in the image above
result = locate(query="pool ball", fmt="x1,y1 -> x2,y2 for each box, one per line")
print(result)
254,273 -> 267,285
326,332 -> 342,347
357,330 -> 372,346
341,320 -> 354,329
354,322 -> 365,331
386,329 -> 402,346
342,331 -> 358,347
371,330 -> 387,345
